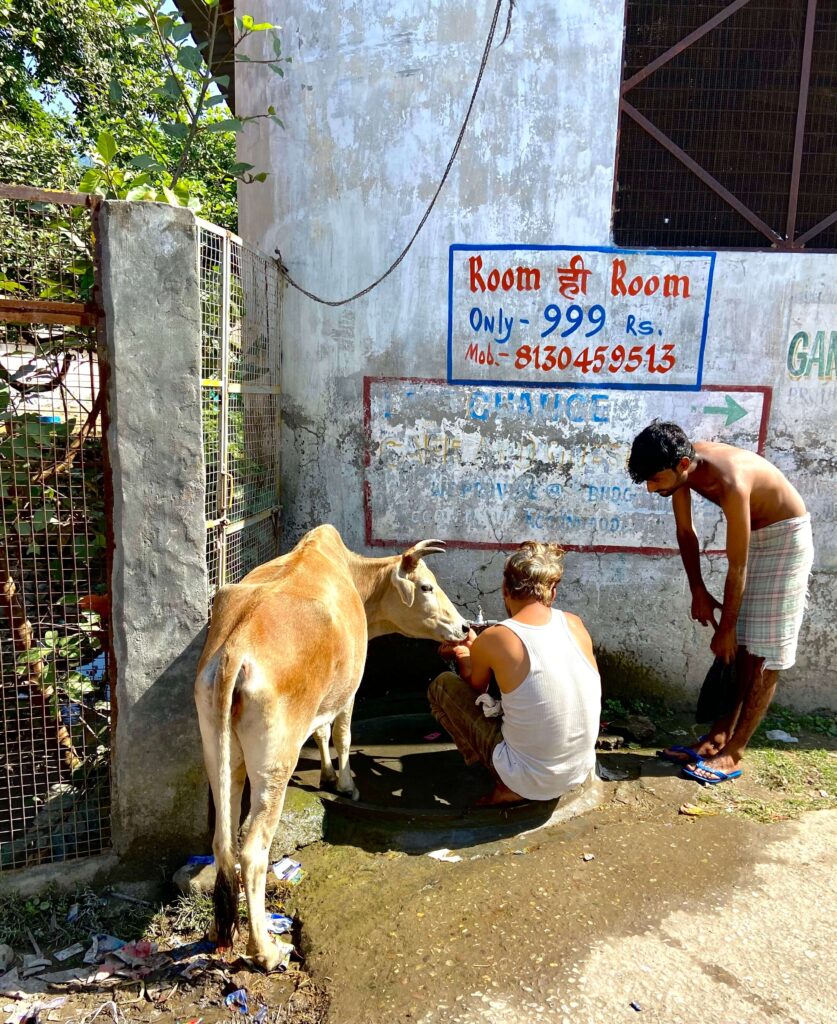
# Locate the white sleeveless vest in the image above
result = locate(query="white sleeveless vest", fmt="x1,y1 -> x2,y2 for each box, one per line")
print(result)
491,610 -> 600,801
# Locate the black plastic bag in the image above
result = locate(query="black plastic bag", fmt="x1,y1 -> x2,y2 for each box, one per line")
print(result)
695,656 -> 739,724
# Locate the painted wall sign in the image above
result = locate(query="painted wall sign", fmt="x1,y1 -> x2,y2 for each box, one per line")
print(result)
364,377 -> 771,553
447,245 -> 716,391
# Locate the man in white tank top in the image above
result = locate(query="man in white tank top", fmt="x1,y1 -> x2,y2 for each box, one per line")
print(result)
428,542 -> 601,807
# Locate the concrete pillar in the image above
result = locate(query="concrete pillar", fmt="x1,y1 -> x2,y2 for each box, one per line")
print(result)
100,201 -> 208,869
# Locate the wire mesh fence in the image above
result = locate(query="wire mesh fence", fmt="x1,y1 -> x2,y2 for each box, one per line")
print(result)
0,189 -> 110,871
198,221 -> 281,603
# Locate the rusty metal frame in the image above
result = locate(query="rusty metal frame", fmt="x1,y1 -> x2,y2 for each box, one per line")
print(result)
620,0 -> 835,250
0,185 -> 95,207
0,185 -> 102,323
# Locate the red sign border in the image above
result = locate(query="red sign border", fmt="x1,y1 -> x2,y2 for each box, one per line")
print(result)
362,376 -> 773,556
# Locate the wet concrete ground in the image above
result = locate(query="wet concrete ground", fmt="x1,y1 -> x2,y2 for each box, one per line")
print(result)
286,737 -> 837,1024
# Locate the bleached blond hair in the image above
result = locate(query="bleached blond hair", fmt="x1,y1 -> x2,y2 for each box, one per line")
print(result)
503,541 -> 565,604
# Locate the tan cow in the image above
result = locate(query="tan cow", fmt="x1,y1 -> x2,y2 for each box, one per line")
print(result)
194,524 -> 469,970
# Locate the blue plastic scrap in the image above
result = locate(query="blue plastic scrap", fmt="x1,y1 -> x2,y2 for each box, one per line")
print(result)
224,989 -> 249,1014
266,913 -> 294,934
169,938 -> 217,962
187,854 -> 215,866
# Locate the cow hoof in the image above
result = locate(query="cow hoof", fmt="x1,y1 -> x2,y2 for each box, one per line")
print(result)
247,944 -> 284,973
319,771 -> 337,790
336,783 -> 360,801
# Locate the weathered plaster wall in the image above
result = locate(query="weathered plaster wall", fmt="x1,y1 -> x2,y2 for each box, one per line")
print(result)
236,1 -> 836,710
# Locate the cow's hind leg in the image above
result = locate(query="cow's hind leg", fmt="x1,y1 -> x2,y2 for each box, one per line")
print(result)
312,722 -> 337,789
237,701 -> 303,971
195,674 -> 247,943
332,696 -> 359,801
239,764 -> 293,970
208,740 -> 246,943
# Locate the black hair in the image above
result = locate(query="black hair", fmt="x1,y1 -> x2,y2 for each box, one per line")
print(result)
627,420 -> 695,483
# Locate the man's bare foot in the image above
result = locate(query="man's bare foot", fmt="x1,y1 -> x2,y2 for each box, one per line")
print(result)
661,735 -> 721,763
684,752 -> 742,781
475,781 -> 525,807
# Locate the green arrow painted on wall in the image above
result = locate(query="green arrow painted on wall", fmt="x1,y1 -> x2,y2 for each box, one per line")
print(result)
703,394 -> 748,426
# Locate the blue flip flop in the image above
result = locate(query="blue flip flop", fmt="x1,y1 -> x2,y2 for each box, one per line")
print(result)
657,735 -> 709,765
681,759 -> 742,785
657,745 -> 701,764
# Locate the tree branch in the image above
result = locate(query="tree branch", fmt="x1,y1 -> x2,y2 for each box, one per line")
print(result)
0,353 -> 73,394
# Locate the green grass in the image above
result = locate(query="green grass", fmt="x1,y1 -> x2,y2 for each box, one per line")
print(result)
601,696 -> 666,721
699,747 -> 837,823
759,704 -> 837,739
0,886 -> 153,950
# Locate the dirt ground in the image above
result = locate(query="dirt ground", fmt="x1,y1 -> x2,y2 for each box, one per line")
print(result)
2,718 -> 836,1024
291,750 -> 837,1024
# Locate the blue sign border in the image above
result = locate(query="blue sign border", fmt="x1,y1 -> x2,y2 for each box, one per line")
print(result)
447,243 -> 716,392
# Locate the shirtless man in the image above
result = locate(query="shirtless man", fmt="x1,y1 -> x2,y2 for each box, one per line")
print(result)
428,541 -> 601,806
627,420 -> 814,784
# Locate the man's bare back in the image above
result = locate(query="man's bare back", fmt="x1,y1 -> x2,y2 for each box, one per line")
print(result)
682,441 -> 806,530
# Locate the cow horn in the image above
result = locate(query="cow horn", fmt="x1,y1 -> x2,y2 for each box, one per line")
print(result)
400,539 -> 446,572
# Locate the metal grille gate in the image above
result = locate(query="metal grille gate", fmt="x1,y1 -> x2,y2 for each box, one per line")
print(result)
615,0 -> 837,250
197,220 -> 282,601
0,186 -> 111,871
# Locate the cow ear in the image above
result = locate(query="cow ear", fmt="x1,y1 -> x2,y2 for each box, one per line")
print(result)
400,538 -> 446,574
392,562 -> 415,607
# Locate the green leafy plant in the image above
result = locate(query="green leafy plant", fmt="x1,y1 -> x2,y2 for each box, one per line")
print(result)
0,0 -> 290,229
77,2 -> 289,213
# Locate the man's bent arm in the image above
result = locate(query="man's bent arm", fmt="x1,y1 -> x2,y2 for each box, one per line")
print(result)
672,487 -> 706,593
465,634 -> 495,693
718,490 -> 751,633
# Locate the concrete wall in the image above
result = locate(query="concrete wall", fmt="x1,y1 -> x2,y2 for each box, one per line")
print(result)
100,201 -> 209,868
236,0 -> 837,710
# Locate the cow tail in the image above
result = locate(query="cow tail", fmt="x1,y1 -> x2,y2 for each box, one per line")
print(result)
212,648 -> 243,946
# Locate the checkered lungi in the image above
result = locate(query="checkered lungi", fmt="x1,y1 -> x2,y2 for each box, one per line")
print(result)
737,514 -> 814,671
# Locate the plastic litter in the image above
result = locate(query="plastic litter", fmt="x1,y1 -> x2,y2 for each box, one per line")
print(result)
679,803 -> 717,817
266,914 -> 294,935
254,1007 -> 268,1024
65,904 -> 80,923
0,967 -> 26,999
224,989 -> 249,1014
168,939 -> 216,962
272,857 -> 306,885
582,853 -> 595,862
20,957 -> 51,979
427,848 -> 462,863
84,936 -> 125,965
179,959 -> 211,981
112,940 -> 155,967
630,1001 -> 642,1011
423,731 -> 442,741
597,763 -> 628,781
765,729 -> 799,743
53,943 -> 84,963
186,854 -> 215,866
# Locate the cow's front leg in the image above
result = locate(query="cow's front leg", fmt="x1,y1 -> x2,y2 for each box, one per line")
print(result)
332,697 -> 359,801
311,722 -> 337,789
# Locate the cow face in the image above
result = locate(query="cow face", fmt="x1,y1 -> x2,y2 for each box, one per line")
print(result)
384,540 -> 470,642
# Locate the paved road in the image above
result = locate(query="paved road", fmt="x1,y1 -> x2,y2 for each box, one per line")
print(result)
293,764 -> 837,1024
